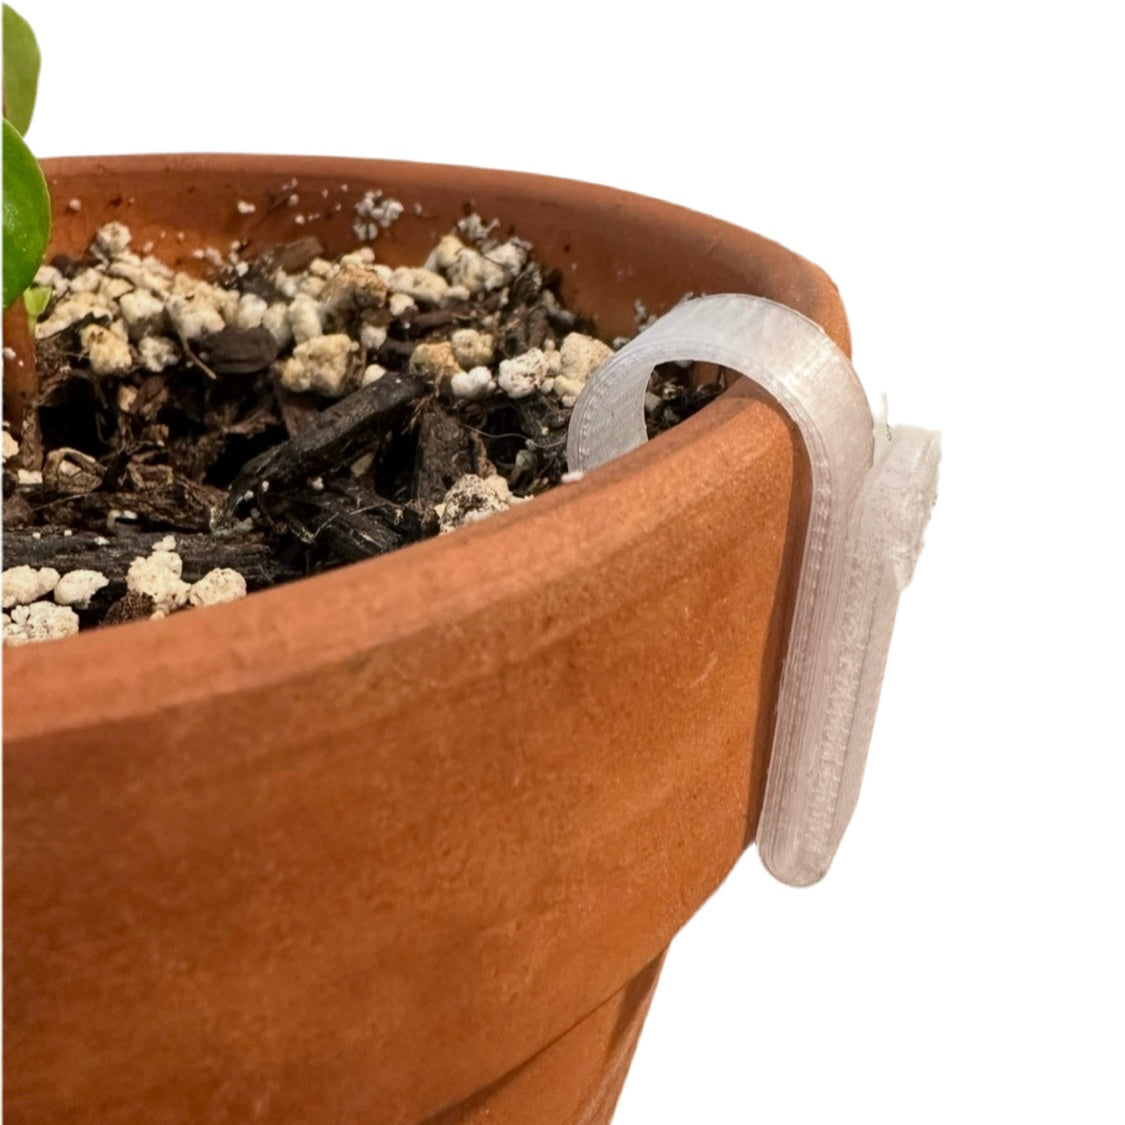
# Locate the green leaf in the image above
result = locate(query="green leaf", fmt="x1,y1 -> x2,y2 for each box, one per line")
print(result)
2,5 -> 40,135
23,282 -> 51,319
3,116 -> 51,308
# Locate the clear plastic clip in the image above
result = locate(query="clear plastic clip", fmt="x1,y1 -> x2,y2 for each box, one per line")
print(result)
567,295 -> 939,885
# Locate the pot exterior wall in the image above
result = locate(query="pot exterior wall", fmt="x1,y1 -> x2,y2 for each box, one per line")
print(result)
4,157 -> 844,1124
428,953 -> 664,1124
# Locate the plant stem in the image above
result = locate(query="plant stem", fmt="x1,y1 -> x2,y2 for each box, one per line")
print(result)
2,299 -> 38,430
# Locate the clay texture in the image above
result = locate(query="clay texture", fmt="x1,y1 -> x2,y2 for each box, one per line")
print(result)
3,155 -> 848,1123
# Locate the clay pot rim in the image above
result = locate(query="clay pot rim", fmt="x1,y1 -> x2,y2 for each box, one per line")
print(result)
4,155 -> 848,742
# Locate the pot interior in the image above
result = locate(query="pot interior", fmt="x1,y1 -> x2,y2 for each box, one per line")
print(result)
5,154 -> 840,1125
40,154 -> 849,352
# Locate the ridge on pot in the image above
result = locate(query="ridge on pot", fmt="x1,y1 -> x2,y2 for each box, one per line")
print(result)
5,155 -> 845,1124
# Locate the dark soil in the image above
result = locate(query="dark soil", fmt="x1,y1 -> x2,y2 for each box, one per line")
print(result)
2,223 -> 725,635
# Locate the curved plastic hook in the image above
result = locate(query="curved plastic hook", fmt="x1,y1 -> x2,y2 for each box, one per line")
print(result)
567,295 -> 939,885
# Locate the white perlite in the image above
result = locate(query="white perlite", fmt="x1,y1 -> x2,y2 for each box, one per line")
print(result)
4,602 -> 80,646
106,257 -> 173,296
166,293 -> 225,340
497,348 -> 551,399
78,324 -> 134,376
271,269 -> 300,299
409,341 -> 461,380
484,241 -> 528,277
436,474 -> 528,533
3,566 -> 61,609
427,234 -> 510,295
188,568 -> 247,607
36,291 -> 111,338
340,247 -> 376,267
54,569 -> 110,608
558,330 -> 612,384
2,429 -> 19,463
359,324 -> 387,353
450,366 -> 494,400
99,276 -> 132,302
94,221 -> 132,258
33,263 -> 67,295
279,335 -> 358,396
234,292 -> 269,330
456,212 -> 500,245
388,266 -> 448,306
320,264 -> 388,314
287,293 -> 323,343
387,292 -> 416,318
353,191 -> 404,241
138,335 -> 180,372
119,288 -> 167,338
126,548 -> 191,613
69,268 -> 102,294
262,302 -> 293,348
450,328 -> 494,369
296,273 -> 326,299
21,213 -> 578,409
556,332 -> 612,396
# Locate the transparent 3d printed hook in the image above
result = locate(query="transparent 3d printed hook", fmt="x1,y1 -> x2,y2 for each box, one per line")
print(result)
567,295 -> 939,886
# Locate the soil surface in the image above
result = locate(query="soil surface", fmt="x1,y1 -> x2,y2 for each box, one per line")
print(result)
2,207 -> 725,644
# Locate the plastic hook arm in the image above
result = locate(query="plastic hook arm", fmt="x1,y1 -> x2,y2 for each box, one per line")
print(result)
566,295 -> 939,886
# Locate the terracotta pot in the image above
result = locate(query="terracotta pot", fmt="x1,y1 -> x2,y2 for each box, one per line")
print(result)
3,155 -> 848,1124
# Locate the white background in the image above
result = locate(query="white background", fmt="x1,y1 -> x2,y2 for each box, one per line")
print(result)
13,1 -> 1122,1121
